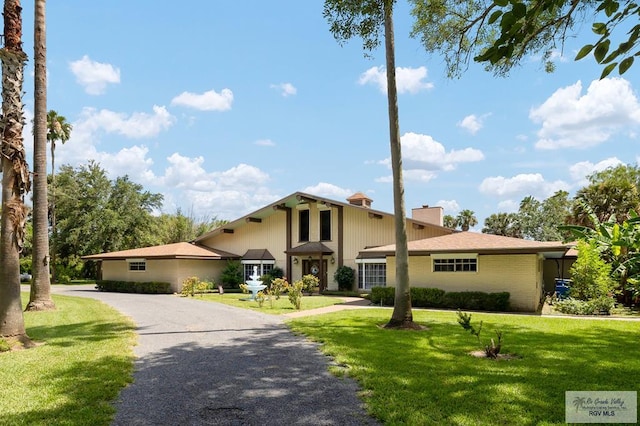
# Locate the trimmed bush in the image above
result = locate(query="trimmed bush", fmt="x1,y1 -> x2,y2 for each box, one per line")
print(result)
370,286 -> 510,312
95,280 -> 172,294
334,265 -> 356,291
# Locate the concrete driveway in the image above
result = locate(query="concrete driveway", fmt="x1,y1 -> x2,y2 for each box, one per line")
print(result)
50,285 -> 378,425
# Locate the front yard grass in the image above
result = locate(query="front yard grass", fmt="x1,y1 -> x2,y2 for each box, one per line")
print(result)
192,292 -> 344,314
0,293 -> 135,426
287,309 -> 640,425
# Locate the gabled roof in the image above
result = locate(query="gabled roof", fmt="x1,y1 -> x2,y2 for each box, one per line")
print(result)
242,249 -> 275,261
286,242 -> 333,255
82,242 -> 239,260
361,232 -> 570,258
194,191 -> 452,242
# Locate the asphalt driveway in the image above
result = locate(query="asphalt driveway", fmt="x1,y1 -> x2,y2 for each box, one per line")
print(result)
51,285 -> 378,425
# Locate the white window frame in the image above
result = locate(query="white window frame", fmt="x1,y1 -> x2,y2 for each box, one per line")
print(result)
126,258 -> 146,272
241,260 -> 276,281
431,253 -> 478,273
355,258 -> 387,290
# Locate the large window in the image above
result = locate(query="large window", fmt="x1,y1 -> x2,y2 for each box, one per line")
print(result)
243,263 -> 274,281
299,209 -> 309,242
433,257 -> 477,272
128,261 -> 146,272
357,260 -> 386,290
320,209 -> 331,241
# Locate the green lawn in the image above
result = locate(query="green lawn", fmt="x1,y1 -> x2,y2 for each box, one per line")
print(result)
190,292 -> 345,314
0,293 -> 135,426
287,309 -> 640,425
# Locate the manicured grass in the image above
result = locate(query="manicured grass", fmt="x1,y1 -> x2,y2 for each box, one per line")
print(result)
287,309 -> 640,425
0,293 -> 136,426
190,292 -> 344,314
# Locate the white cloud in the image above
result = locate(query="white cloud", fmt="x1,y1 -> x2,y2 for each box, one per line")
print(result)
255,139 -> 275,147
457,114 -> 489,135
436,199 -> 460,213
398,132 -> 484,171
69,55 -> 120,95
568,157 -> 623,185
171,88 -> 234,111
270,83 -> 297,97
302,183 -> 353,200
75,105 -> 176,139
479,173 -> 570,198
531,78 -> 640,149
497,199 -> 519,213
358,66 -> 434,94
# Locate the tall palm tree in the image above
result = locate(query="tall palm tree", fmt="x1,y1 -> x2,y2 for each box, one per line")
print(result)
324,0 -> 417,328
26,0 -> 55,311
0,0 -> 33,345
456,209 -> 478,231
47,110 -> 71,283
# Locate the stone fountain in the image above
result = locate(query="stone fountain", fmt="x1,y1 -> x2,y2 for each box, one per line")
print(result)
243,266 -> 267,301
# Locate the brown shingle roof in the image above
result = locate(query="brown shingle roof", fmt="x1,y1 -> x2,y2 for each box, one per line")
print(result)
82,242 -> 239,260
362,232 -> 569,255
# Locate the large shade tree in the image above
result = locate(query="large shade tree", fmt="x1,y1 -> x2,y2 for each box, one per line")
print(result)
324,0 -> 419,328
0,0 -> 32,345
27,0 -> 55,311
410,0 -> 640,78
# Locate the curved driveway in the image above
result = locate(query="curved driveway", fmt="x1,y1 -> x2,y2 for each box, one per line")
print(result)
52,286 -> 378,425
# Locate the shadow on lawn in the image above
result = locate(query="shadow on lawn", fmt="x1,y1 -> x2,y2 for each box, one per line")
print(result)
289,311 -> 640,425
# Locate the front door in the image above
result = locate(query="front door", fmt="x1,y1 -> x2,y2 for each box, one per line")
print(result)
302,259 -> 328,292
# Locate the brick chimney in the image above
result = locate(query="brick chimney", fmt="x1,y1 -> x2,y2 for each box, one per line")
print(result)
412,205 -> 443,226
347,192 -> 372,208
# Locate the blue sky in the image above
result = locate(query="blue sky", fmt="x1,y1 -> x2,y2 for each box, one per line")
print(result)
19,1 -> 640,229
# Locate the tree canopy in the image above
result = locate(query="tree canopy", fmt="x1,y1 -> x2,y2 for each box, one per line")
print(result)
410,0 -> 640,78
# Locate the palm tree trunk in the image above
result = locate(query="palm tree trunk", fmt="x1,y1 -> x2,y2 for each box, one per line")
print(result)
383,0 -> 416,329
27,0 -> 55,311
0,0 -> 33,345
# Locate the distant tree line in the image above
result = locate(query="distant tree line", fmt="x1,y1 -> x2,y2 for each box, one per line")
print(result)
19,161 -> 226,281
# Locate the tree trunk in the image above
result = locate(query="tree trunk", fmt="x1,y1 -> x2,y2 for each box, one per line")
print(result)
0,0 -> 33,345
26,0 -> 55,311
382,1 -> 417,329
50,139 -> 56,284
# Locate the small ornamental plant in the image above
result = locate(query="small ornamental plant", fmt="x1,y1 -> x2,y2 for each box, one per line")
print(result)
180,276 -> 208,297
269,278 -> 288,300
456,310 -> 503,359
288,280 -> 305,310
256,291 -> 266,307
301,274 -> 320,294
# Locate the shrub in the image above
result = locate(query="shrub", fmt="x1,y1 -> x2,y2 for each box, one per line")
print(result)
569,240 -> 618,301
220,260 -> 243,289
288,280 -> 305,310
334,265 -> 356,291
370,286 -> 510,311
95,280 -> 172,294
301,274 -> 320,294
0,338 -> 9,352
554,296 -> 616,315
180,276 -> 209,297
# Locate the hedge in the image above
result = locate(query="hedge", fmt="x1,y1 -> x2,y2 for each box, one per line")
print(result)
95,280 -> 172,294
370,286 -> 510,311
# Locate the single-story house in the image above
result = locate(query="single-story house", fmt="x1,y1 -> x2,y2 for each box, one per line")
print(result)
359,232 -> 571,311
84,192 -> 454,292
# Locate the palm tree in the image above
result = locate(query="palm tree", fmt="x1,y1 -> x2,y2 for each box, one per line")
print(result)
456,209 -> 478,232
0,0 -> 33,345
47,110 -> 72,283
325,0 -> 418,328
26,0 -> 55,311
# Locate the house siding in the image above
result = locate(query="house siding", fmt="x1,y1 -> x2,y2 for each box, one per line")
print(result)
385,253 -> 543,312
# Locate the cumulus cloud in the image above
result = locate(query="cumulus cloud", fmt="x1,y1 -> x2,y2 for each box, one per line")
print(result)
479,173 -> 570,199
436,199 -> 460,213
457,114 -> 490,135
302,183 -> 354,200
75,105 -> 176,139
270,83 -> 297,97
399,132 -> 484,171
171,88 -> 234,111
358,66 -> 434,94
568,157 -> 623,185
530,78 -> 640,149
69,55 -> 120,95
255,139 -> 275,147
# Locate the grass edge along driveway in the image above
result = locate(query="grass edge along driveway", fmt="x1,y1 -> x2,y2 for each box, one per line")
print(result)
0,293 -> 136,426
287,308 -> 640,426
